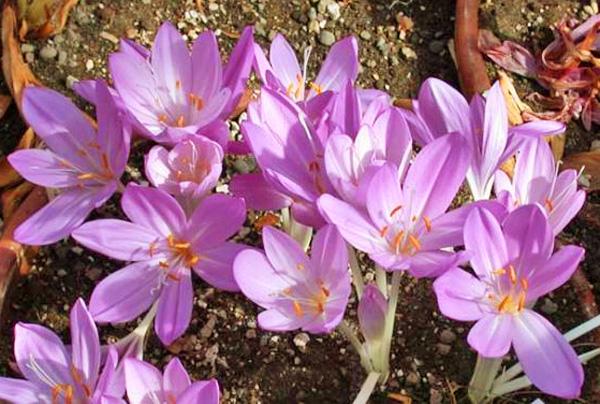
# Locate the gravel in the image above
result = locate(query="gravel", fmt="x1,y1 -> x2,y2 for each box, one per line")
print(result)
40,46 -> 58,60
319,30 -> 336,46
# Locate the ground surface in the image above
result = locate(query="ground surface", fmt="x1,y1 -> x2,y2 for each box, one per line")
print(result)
1,0 -> 599,403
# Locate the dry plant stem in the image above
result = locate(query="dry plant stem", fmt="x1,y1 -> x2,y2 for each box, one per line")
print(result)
348,247 -> 364,299
380,271 -> 402,381
468,356 -> 502,403
338,320 -> 372,373
352,371 -> 381,404
455,0 -> 491,99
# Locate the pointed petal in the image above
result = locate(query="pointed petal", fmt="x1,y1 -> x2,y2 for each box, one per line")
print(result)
222,26 -> 254,116
187,194 -> 245,249
72,219 -> 160,261
155,270 -> 193,345
0,378 -> 46,403
509,120 -> 566,138
433,268 -> 488,321
312,36 -> 359,96
407,250 -> 466,278
191,30 -> 223,101
178,380 -> 220,404
234,249 -> 288,308
310,225 -> 348,280
151,22 -> 192,98
512,310 -> 583,399
467,314 -> 513,357
269,35 -> 302,95
549,189 -> 585,236
262,226 -> 310,277
94,346 -> 120,398
163,357 -> 191,397
90,261 -> 161,323
193,242 -> 245,292
14,323 -> 71,387
527,246 -> 584,300
413,78 -> 469,136
121,184 -> 186,237
124,359 -> 163,404
230,173 -> 292,211
8,149 -> 79,188
257,309 -> 305,331
329,81 -> 361,136
366,163 -> 404,229
70,299 -> 101,388
464,207 -> 508,279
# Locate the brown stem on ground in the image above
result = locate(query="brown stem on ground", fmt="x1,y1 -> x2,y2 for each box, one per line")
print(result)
455,0 -> 491,99
0,186 -> 47,322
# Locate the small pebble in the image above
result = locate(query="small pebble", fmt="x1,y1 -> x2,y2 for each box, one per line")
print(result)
326,2 -> 341,20
590,139 -> 600,151
20,43 -> 35,53
245,329 -> 257,339
293,332 -> 310,352
58,50 -> 67,65
439,329 -> 456,344
319,30 -> 336,46
85,59 -> 94,71
541,298 -> 558,314
57,269 -> 68,277
40,46 -> 57,60
401,46 -> 417,59
436,343 -> 451,355
406,371 -> 420,385
360,30 -> 371,41
428,40 -> 445,54
25,52 -> 35,64
208,2 -> 219,12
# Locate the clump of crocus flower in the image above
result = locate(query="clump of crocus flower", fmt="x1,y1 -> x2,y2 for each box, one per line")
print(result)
434,205 -> 585,398
72,184 -> 246,345
8,82 -> 130,245
124,357 -> 219,403
234,225 -> 350,333
0,299 -> 122,402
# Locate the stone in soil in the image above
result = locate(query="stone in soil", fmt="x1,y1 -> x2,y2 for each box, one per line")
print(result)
293,332 -> 310,352
319,30 -> 336,46
40,46 -> 58,60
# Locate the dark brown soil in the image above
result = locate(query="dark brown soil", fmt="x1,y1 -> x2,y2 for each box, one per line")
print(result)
1,0 -> 599,403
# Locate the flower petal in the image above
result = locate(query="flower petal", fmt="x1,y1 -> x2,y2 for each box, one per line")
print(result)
433,268 -> 488,321
262,226 -> 311,278
124,359 -> 164,404
234,249 -> 288,308
8,149 -> 80,188
178,380 -> 220,404
163,357 -> 191,397
72,219 -> 160,261
193,242 -> 245,292
191,30 -> 222,102
413,78 -> 469,137
464,207 -> 508,279
222,26 -> 254,116
312,36 -> 359,96
90,261 -> 162,323
257,309 -> 306,331
527,245 -> 584,300
187,194 -> 246,249
310,225 -> 348,280
467,314 -> 513,357
155,270 -> 193,345
269,34 -> 302,98
0,378 -> 46,403
70,299 -> 101,388
366,163 -> 404,229
512,310 -> 583,399
151,22 -> 192,101
229,173 -> 292,211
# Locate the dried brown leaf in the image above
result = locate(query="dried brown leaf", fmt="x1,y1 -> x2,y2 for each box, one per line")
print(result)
0,95 -> 12,120
1,3 -> 41,112
17,0 -> 79,38
562,149 -> 600,190
0,128 -> 35,189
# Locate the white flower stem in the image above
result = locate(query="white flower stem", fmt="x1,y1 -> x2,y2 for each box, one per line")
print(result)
468,355 -> 503,403
352,371 -> 381,404
348,247 -> 364,299
379,271 -> 402,381
338,320 -> 373,373
281,207 -> 313,251
375,265 -> 388,298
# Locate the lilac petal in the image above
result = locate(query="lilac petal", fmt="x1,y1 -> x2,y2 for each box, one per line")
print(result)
253,43 -> 273,85
94,347 -> 119,398
262,226 -> 311,278
312,36 -> 359,96
14,323 -> 71,387
90,261 -> 162,323
329,81 -> 361,137
230,173 -> 292,211
513,138 -> 555,203
257,309 -> 306,331
234,249 -> 288,308
124,359 -> 163,404
433,268 -> 488,321
406,250 -> 465,278
372,108 -> 412,170
413,78 -> 469,137
195,119 -> 229,150
151,22 -> 192,101
193,242 -> 245,292
310,225 -> 348,280
163,357 -> 191,397
502,205 -> 553,278
318,194 -> 384,255
509,120 -> 566,138
403,109 -> 435,146
14,187 -> 108,246
8,149 -> 79,188
551,190 -> 585,236
187,194 -> 246,249
0,378 -> 46,403
291,200 -> 327,229
121,184 -> 186,237
528,246 -> 584,301
178,380 -> 220,404
467,314 -> 513,357
72,219 -> 159,261
269,34 -> 302,97
191,30 -> 223,101
464,207 -> 508,279
512,310 -> 583,399
421,200 -> 508,250
324,133 -> 361,202
70,298 -> 101,388
155,270 -> 193,345
144,146 -> 172,191
21,87 -> 96,168
366,163 -> 404,229
95,80 -> 130,175
222,26 -> 254,116
404,133 -> 470,219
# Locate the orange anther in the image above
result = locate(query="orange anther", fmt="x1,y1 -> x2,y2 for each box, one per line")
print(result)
544,198 -> 554,212
159,261 -> 170,269
508,264 -> 517,285
408,234 -> 421,251
520,278 -> 529,291
175,80 -> 181,90
379,225 -> 389,237
158,114 -> 169,123
321,286 -> 330,297
293,301 -> 304,317
77,173 -> 95,180
389,204 -> 403,217
497,295 -> 512,312
175,115 -> 186,127
296,263 -> 305,271
423,216 -> 432,232
392,231 -> 405,251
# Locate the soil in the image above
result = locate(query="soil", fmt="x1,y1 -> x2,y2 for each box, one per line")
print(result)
1,0 -> 599,403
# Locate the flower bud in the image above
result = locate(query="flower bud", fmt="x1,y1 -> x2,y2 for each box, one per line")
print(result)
358,284 -> 387,344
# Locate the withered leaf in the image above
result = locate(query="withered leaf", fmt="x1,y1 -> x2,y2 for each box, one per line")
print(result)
562,149 -> 600,190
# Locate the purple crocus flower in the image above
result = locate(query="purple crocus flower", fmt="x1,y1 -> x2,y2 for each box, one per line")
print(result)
145,136 -> 224,214
124,358 -> 219,404
254,33 -> 358,103
495,137 -> 585,236
319,134 -> 475,277
234,225 -> 350,333
0,299 -> 124,403
108,22 -> 254,147
404,78 -> 566,200
434,205 -> 584,398
358,284 -> 387,346
231,88 -> 334,227
8,82 -> 130,246
72,184 -> 246,345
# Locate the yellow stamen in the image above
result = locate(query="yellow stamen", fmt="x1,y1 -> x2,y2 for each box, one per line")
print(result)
282,287 -> 293,296
411,215 -> 417,222
423,216 -> 432,232
175,80 -> 181,90
308,161 -> 320,172
508,264 -> 517,285
520,278 -> 529,291
101,153 -> 110,171
309,82 -> 323,94
544,198 -> 554,212
408,234 -> 421,251
77,173 -> 96,180
159,261 -> 170,269
175,115 -> 186,127
293,300 -> 304,317
158,114 -> 169,123
296,263 -> 305,271
174,242 -> 191,249
286,83 -> 294,96
379,225 -> 389,237
497,295 -> 512,312
88,141 -> 101,150
517,291 -> 526,311
186,255 -> 200,266
493,268 -> 506,276
321,286 -> 330,297
148,242 -> 157,257
392,231 -> 405,251
315,300 -> 325,314
389,204 -> 403,217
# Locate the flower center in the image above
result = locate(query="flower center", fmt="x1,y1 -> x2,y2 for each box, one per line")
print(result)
488,264 -> 529,314
378,205 -> 431,256
280,276 -> 331,318
166,234 -> 200,268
